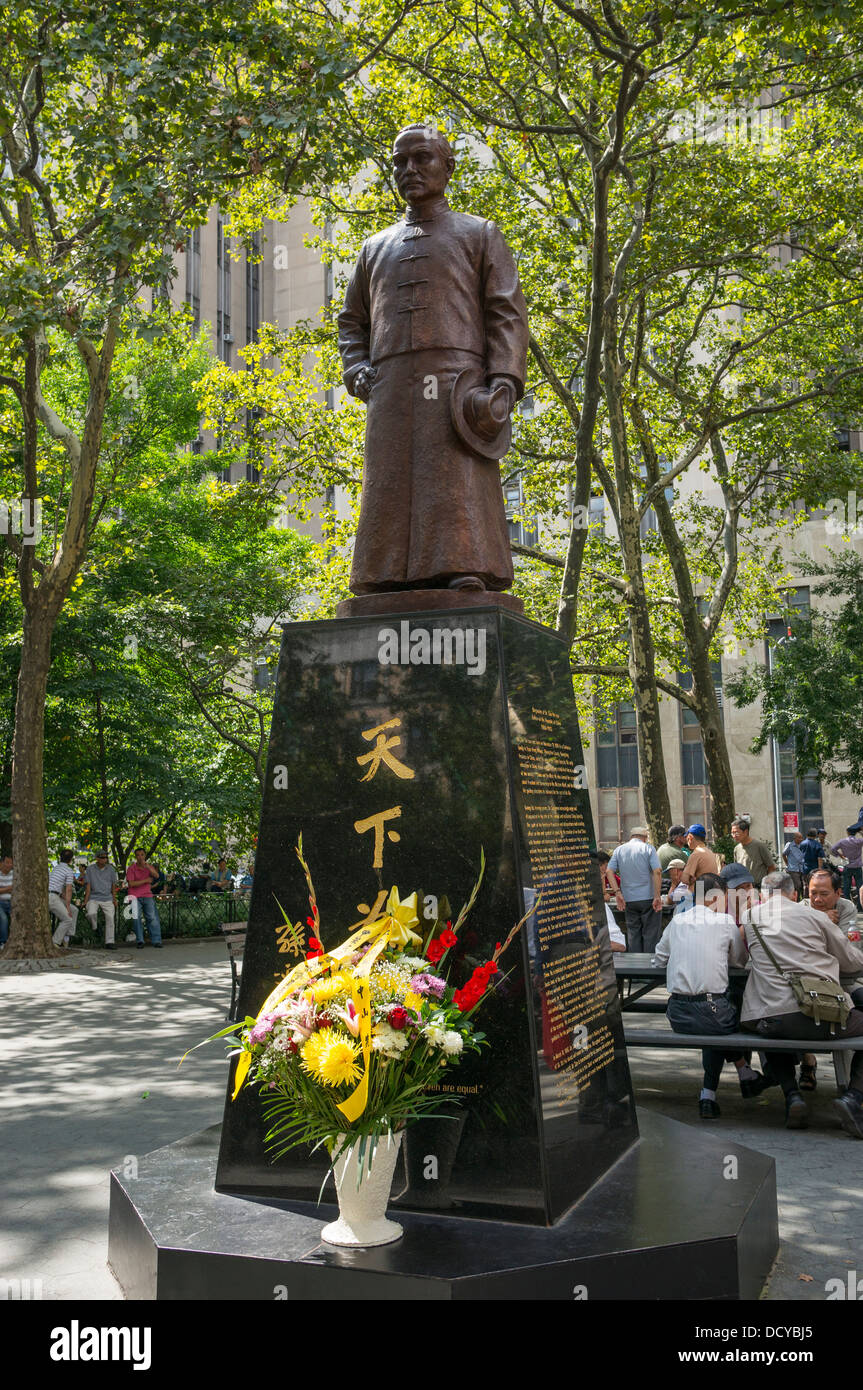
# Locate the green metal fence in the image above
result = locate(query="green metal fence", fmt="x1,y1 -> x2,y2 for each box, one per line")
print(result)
71,891 -> 250,946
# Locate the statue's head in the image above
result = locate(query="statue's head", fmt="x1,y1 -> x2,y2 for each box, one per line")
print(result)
392,125 -> 455,208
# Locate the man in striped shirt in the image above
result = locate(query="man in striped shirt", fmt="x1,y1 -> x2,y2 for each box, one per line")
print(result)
49,849 -> 80,947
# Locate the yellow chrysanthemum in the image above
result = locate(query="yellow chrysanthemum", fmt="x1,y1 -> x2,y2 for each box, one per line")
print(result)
300,1028 -> 361,1088
312,973 -> 350,1004
403,990 -> 424,1012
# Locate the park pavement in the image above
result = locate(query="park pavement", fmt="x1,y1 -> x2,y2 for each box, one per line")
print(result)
0,936 -> 860,1301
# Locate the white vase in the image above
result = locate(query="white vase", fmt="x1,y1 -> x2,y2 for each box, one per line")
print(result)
321,1130 -> 404,1248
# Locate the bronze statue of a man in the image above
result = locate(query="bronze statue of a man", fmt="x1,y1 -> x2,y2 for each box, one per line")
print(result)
338,124 -> 529,595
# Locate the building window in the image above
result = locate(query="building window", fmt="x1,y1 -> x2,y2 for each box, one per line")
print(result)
505,478 -> 538,547
595,703 -> 641,845
216,215 -> 232,364
766,586 -> 822,838
777,740 -> 823,830
185,227 -> 201,331
246,235 -> 260,346
349,659 -> 379,702
596,702 -> 639,787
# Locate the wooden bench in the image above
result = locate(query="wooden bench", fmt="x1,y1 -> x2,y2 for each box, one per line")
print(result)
219,922 -> 247,1021
623,1026 -> 863,1089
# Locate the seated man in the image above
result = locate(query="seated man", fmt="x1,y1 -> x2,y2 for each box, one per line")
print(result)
741,870 -> 863,1135
808,865 -> 863,1012
652,873 -> 766,1119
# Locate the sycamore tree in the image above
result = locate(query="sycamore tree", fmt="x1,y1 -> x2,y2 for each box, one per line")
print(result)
296,0 -> 863,837
727,548 -> 863,796
0,0 -> 415,955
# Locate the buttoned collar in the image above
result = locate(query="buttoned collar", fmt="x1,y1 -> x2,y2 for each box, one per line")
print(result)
404,196 -> 450,225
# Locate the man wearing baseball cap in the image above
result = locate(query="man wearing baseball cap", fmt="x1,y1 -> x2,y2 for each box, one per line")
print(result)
680,824 -> 722,888
83,851 -> 119,949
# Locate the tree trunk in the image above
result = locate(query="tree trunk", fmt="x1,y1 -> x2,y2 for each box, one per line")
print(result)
7,605 -> 56,956
690,673 -> 736,840
604,320 -> 671,846
627,588 -> 672,843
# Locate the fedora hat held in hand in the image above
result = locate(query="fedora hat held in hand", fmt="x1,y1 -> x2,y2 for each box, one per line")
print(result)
450,367 -> 513,460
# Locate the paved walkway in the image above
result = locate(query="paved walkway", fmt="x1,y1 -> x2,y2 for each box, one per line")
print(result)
0,940 -> 229,1300
1,939 -> 860,1300
626,1025 -> 863,1300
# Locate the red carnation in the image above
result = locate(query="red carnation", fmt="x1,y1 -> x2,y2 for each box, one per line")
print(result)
389,1007 -> 408,1030
316,1012 -> 333,1029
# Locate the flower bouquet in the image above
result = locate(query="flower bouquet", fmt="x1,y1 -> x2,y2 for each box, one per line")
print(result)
202,837 -> 526,1247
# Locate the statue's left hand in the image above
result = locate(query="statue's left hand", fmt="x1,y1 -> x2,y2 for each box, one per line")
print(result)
488,375 -> 518,412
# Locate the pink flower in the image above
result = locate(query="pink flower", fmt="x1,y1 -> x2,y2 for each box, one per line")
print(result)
331,1001 -> 361,1037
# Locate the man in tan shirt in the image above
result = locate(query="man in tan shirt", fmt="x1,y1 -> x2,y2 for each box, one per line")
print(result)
741,871 -> 863,1136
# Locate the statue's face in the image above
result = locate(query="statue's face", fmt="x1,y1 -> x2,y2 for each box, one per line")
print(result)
392,131 -> 453,206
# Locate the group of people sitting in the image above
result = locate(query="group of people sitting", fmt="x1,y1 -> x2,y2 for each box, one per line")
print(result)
598,821 -> 863,1139
652,867 -> 863,1138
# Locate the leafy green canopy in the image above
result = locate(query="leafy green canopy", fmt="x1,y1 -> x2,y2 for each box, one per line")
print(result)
727,550 -> 863,793
0,325 -> 315,864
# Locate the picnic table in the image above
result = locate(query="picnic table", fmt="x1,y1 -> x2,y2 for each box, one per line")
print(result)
614,952 -> 863,1088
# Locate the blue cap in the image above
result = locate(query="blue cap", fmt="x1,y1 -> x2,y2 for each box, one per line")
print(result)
686,823 -> 707,839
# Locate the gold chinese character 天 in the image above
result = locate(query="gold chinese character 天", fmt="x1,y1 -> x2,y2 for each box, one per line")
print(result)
357,716 -> 415,783
353,806 -> 402,869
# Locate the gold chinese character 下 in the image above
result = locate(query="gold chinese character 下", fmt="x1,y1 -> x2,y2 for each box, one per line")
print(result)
353,716 -> 416,872
353,806 -> 402,870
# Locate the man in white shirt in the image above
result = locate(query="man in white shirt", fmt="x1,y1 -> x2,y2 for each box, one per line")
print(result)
49,849 -> 79,947
741,871 -> 863,1136
653,873 -> 767,1119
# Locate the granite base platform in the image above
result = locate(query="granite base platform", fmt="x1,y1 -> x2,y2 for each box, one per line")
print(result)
335,589 -> 523,616
108,1110 -> 778,1300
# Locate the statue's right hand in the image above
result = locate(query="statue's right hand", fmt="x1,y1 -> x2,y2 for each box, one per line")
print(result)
353,365 -> 376,402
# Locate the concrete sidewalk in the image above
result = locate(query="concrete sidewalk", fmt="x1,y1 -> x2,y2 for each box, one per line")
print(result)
0,940 -> 230,1300
1,939 -> 860,1300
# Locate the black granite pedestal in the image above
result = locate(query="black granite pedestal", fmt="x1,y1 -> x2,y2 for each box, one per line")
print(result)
108,1111 -> 778,1301
218,608 -> 639,1223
